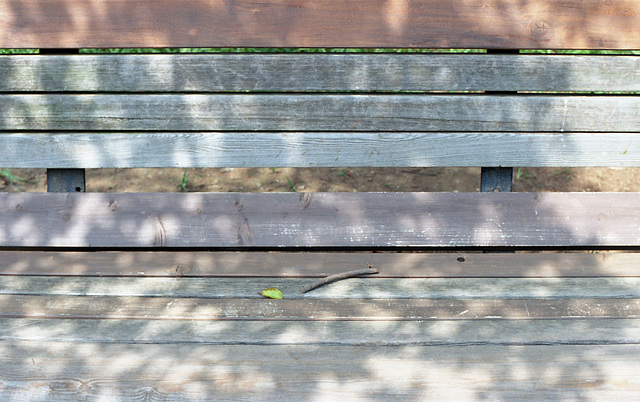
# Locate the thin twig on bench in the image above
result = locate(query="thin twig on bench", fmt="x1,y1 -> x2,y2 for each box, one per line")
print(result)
301,265 -> 379,294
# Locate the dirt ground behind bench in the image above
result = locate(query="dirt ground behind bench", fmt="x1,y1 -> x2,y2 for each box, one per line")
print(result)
2,167 -> 640,193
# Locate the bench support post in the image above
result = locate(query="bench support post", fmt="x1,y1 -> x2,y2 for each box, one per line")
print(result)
480,49 -> 518,194
40,48 -> 85,193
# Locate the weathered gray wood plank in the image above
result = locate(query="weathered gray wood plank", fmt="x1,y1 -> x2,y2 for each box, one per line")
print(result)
2,318 -> 640,345
2,95 -> 640,132
1,342 -> 639,399
2,251 -> 637,278
2,295 -> 639,320
3,132 -> 640,168
1,192 -> 639,248
2,277 -> 640,299
2,0 -> 640,49
2,54 -> 639,92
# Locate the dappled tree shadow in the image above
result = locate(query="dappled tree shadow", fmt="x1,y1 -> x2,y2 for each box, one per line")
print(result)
1,0 -> 640,399
2,0 -> 639,48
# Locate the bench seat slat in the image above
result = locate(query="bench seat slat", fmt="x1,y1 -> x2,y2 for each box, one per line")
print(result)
2,251 -> 638,278
2,342 -> 639,399
2,295 -> 639,320
2,132 -> 639,168
1,192 -> 639,248
2,54 -> 640,93
2,318 -> 640,345
3,277 -> 640,299
2,95 -> 640,132
2,0 -> 640,49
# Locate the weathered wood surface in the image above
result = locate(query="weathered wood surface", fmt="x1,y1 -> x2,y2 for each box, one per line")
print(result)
2,54 -> 640,92
2,317 -> 640,345
1,261 -> 639,399
3,277 -> 640,299
1,342 -> 640,399
1,251 -> 638,277
3,132 -> 640,168
2,0 -> 640,49
3,95 -> 640,132
2,295 -> 639,320
1,192 -> 639,248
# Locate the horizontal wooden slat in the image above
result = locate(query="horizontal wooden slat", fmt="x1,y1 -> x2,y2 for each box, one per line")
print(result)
2,251 -> 638,278
2,54 -> 640,92
2,295 -> 639,320
2,132 -> 640,168
2,342 -> 639,399
2,95 -> 640,132
1,192 -> 639,248
2,318 -> 640,345
2,277 -> 640,299
2,0 -> 640,49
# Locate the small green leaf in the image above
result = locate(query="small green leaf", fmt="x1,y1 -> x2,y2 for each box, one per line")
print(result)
260,288 -> 284,299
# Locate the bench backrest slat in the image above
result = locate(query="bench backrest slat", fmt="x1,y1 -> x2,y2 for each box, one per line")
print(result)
1,52 -> 638,170
2,94 -> 639,132
2,132 -> 639,169
2,54 -> 639,93
2,0 -> 640,49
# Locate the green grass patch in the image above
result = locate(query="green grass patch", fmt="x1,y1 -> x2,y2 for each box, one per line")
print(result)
285,176 -> 296,192
520,49 -> 640,55
0,49 -> 39,54
0,169 -> 37,185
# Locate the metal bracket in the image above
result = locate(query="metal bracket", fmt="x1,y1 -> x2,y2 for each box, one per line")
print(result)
480,167 -> 513,193
47,169 -> 86,193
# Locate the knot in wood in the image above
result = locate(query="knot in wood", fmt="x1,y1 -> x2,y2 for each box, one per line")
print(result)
530,20 -> 551,40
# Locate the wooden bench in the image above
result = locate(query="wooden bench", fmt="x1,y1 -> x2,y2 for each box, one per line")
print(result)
2,0 -> 640,398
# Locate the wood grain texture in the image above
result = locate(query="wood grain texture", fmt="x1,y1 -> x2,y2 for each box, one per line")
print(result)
2,318 -> 640,345
2,0 -> 640,49
2,54 -> 640,92
2,2 -> 640,398
1,251 -> 638,278
2,295 -> 639,320
2,132 -> 640,169
1,192 -> 639,248
3,94 -> 640,132
1,342 -> 640,399
2,277 -> 640,299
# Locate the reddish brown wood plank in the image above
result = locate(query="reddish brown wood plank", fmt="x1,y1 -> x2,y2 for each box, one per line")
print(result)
1,192 -> 639,248
0,251 -> 638,277
1,0 -> 639,49
1,295 -> 638,320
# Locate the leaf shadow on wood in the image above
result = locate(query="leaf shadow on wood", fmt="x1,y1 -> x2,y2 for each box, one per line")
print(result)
1,0 -> 640,399
3,0 -> 640,48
